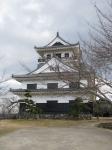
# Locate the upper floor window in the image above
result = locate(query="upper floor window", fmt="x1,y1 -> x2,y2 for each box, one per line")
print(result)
65,53 -> 69,58
47,83 -> 58,89
47,54 -> 51,59
27,84 -> 37,90
69,82 -> 80,89
55,53 -> 61,58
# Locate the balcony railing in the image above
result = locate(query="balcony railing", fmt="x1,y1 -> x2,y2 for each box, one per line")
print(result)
37,56 -> 78,63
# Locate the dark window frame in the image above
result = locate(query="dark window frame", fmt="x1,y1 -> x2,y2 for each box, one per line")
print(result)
69,82 -> 80,89
47,83 -> 58,89
27,84 -> 37,90
47,54 -> 51,59
65,53 -> 69,58
55,53 -> 61,58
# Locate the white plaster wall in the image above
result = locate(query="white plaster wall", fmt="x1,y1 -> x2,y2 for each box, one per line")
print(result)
80,80 -> 88,87
40,67 -> 65,73
19,79 -> 88,90
20,80 -> 69,89
19,94 -> 90,103
20,94 -> 76,103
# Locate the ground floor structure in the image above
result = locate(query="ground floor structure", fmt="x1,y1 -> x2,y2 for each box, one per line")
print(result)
12,89 -> 94,115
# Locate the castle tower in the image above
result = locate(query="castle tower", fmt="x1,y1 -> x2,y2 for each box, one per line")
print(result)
11,33 -> 95,114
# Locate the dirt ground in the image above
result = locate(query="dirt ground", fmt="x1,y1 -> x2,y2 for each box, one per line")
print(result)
0,119 -> 112,150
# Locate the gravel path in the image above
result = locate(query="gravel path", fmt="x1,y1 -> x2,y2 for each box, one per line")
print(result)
0,125 -> 112,150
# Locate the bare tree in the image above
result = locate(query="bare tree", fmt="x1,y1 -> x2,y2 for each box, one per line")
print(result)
0,59 -> 19,115
0,97 -> 19,114
80,1 -> 112,102
82,1 -> 112,71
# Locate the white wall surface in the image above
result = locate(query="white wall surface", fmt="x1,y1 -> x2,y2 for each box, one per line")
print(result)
20,94 -> 76,103
19,94 -> 90,103
20,80 -> 69,89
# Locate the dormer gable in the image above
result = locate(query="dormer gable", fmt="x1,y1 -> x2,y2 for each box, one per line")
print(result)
30,57 -> 78,74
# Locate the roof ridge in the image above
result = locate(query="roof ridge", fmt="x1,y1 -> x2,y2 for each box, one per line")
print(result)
45,32 -> 72,47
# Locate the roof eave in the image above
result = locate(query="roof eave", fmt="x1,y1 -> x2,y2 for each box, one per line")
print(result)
34,42 -> 80,51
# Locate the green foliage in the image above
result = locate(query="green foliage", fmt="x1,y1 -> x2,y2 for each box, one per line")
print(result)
24,92 -> 32,98
94,99 -> 112,117
69,97 -> 84,117
69,97 -> 92,119
22,92 -> 42,118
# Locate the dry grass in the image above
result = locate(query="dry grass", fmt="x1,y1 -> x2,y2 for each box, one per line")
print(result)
0,118 -> 112,136
0,119 -> 95,128
0,128 -> 16,137
97,122 -> 112,129
0,119 -> 94,137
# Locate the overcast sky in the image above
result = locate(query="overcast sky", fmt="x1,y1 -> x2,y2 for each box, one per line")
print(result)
0,0 -> 105,77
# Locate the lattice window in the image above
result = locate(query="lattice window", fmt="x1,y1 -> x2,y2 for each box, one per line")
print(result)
69,82 -> 80,89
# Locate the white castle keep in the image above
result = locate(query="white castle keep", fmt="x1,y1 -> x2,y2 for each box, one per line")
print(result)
11,33 -> 95,113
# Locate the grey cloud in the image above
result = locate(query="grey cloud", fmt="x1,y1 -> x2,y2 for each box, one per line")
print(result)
0,0 -> 103,77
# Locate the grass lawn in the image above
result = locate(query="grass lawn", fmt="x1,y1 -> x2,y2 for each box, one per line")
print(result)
0,119 -> 90,128
0,118 -> 112,136
0,119 -> 94,137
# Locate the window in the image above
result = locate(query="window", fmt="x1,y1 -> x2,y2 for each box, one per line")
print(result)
49,65 -> 59,72
47,83 -> 58,89
69,82 -> 80,89
27,84 -> 37,90
65,53 -> 69,58
47,54 -> 51,59
55,53 -> 61,58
